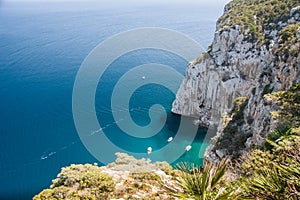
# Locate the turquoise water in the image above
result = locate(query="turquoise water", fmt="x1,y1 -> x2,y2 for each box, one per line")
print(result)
0,2 -> 224,199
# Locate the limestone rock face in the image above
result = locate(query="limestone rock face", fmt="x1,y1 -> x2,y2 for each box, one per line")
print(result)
172,4 -> 300,162
172,26 -> 268,126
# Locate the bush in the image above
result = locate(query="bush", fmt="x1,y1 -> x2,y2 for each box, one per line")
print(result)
265,83 -> 300,127
238,132 -> 300,199
175,159 -> 233,199
33,164 -> 115,200
218,0 -> 300,43
278,24 -> 300,57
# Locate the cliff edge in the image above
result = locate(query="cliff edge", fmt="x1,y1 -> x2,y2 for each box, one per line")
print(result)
172,0 -> 300,162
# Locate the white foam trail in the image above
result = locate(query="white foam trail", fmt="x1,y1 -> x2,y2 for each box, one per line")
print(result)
38,107 -> 136,162
40,151 -> 57,160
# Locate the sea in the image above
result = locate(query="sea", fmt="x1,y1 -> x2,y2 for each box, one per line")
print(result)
0,1 -> 225,199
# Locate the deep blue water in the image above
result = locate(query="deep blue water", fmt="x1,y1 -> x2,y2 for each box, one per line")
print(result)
0,1 -> 224,199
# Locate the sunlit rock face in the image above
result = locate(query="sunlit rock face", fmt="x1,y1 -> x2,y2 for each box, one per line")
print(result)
172,3 -> 300,162
172,25 -> 268,126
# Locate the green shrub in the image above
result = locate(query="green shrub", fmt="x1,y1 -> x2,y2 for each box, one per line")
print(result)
265,83 -> 300,127
278,24 -> 300,57
218,0 -> 299,43
238,132 -> 300,199
33,164 -> 115,200
175,159 -> 233,200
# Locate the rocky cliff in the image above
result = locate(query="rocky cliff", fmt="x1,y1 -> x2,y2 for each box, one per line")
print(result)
34,153 -> 180,200
172,0 -> 300,162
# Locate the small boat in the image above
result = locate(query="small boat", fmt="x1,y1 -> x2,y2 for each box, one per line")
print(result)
142,76 -> 146,80
185,145 -> 192,151
41,155 -> 48,160
167,137 -> 173,142
147,147 -> 152,154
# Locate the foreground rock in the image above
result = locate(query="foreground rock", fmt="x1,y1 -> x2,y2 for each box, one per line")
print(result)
33,153 -> 181,200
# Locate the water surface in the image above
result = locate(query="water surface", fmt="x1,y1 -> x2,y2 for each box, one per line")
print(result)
0,2 -> 224,199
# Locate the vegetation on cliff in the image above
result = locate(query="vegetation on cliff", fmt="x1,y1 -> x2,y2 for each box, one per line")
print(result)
176,160 -> 232,199
218,0 -> 299,42
34,153 -> 180,200
33,164 -> 115,200
228,84 -> 300,199
176,84 -> 300,199
278,23 -> 300,57
238,130 -> 300,199
177,0 -> 300,199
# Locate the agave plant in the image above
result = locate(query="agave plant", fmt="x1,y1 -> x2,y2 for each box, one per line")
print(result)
239,132 -> 300,200
176,159 -> 232,200
240,165 -> 287,199
277,163 -> 300,198
267,126 -> 293,143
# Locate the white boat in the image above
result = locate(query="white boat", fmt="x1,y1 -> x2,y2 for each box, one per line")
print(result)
185,145 -> 192,151
41,155 -> 48,160
167,137 -> 173,142
147,146 -> 152,154
142,76 -> 146,80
